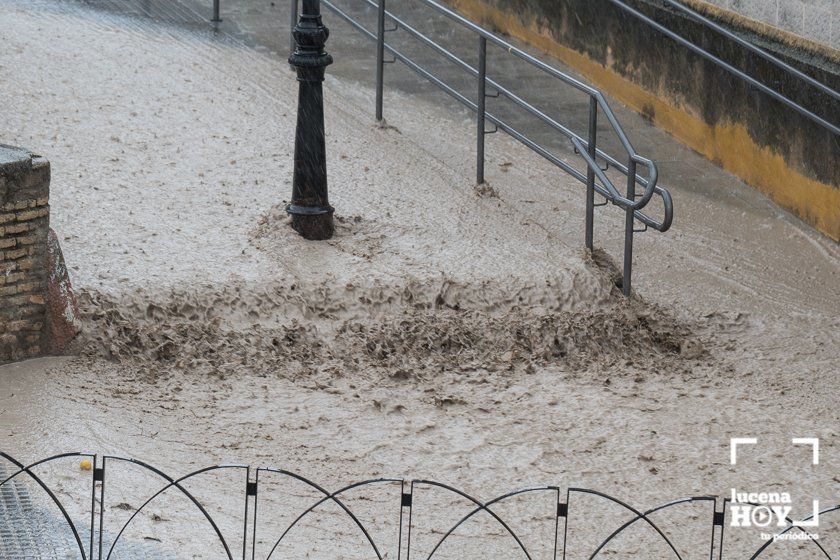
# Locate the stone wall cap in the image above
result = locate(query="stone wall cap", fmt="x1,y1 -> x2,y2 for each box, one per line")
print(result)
0,145 -> 34,167
0,145 -> 49,217
31,156 -> 50,170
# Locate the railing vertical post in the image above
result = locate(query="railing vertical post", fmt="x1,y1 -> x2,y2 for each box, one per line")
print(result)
251,471 -> 260,560
89,455 -> 97,560
622,160 -> 636,297
290,0 -> 298,54
717,509 -> 726,560
212,0 -> 221,22
476,36 -> 487,185
375,0 -> 386,123
585,96 -> 597,251
97,458 -> 106,560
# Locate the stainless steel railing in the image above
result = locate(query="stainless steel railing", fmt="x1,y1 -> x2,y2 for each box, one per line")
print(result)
607,0 -> 840,137
311,0 -> 674,296
661,0 -> 839,103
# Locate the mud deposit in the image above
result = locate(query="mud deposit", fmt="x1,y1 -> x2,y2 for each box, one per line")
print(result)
74,250 -> 702,378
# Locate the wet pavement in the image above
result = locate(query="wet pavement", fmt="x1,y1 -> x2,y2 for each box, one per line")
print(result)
58,0 -> 820,212
62,0 -> 839,316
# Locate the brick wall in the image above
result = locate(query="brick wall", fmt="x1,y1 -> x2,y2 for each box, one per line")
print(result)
0,146 -> 51,363
698,0 -> 839,49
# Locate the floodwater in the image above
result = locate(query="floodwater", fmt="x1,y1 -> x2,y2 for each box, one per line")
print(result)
0,0 -> 838,558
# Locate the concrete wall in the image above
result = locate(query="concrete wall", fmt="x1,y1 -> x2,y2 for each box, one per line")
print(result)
0,146 -> 78,364
700,0 -> 839,50
444,0 -> 840,240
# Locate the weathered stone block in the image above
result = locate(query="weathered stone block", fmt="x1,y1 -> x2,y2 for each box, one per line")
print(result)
16,207 -> 49,222
45,228 -> 80,355
4,247 -> 28,260
4,222 -> 32,235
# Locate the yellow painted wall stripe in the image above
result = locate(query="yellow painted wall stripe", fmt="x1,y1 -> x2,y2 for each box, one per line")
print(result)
447,0 -> 840,241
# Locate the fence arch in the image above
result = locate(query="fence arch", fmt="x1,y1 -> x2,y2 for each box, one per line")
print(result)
421,485 -> 560,560
100,456 -> 248,560
0,451 -> 93,560
406,480 -> 550,560
582,496 -> 716,560
565,488 -> 688,560
746,503 -> 838,560
257,468 -> 401,560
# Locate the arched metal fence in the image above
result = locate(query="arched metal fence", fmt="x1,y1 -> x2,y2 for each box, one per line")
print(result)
0,452 -> 835,559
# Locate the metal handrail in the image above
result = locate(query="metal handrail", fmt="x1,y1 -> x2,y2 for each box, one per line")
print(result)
315,0 -> 674,295
660,0 -> 839,102
411,0 -> 662,209
351,0 -> 665,213
606,0 -> 840,137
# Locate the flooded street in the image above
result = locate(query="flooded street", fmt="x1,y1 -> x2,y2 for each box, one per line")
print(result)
0,0 -> 838,558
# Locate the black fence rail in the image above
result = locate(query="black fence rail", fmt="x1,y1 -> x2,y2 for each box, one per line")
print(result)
1,452 -> 837,559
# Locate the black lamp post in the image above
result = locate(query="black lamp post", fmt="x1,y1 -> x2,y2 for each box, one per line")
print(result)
287,0 -> 335,240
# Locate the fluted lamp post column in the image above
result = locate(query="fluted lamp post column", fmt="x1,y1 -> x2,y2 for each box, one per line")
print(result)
287,0 -> 335,240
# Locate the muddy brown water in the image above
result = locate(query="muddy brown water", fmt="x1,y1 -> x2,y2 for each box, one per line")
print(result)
0,0 -> 838,558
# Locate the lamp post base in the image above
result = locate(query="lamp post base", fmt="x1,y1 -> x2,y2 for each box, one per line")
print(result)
287,204 -> 335,240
